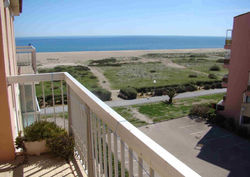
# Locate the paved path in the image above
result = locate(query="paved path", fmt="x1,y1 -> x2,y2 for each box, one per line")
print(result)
41,88 -> 226,114
106,88 -> 226,107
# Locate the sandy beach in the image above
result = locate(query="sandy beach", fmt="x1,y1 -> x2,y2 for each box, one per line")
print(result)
37,48 -> 225,68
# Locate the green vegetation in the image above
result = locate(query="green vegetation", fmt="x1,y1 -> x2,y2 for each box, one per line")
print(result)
209,65 -> 221,71
133,93 -> 224,123
171,55 -> 227,79
92,87 -> 112,101
101,62 -> 210,89
88,57 -> 121,66
119,87 -> 137,100
113,107 -> 147,127
36,65 -> 111,105
16,121 -> 74,161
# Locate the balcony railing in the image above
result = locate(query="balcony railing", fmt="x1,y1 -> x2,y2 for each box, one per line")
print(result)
224,29 -> 232,49
7,72 -> 200,177
16,46 -> 37,74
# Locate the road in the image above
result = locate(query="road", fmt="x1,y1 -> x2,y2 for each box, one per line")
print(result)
40,88 -> 226,114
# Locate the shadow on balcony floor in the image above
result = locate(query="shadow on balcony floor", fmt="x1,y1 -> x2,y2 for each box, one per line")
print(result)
197,125 -> 250,177
0,153 -> 80,177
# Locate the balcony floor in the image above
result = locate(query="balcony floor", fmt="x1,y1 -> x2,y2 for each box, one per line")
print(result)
0,153 -> 81,177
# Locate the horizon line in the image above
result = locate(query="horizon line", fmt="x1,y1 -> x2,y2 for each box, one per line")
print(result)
15,34 -> 225,38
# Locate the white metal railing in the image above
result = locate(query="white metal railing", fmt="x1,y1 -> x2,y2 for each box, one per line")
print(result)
224,51 -> 230,60
7,72 -> 200,177
16,46 -> 37,74
225,29 -> 232,46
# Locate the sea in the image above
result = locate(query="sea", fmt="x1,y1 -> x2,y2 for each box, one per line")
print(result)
15,35 -> 225,52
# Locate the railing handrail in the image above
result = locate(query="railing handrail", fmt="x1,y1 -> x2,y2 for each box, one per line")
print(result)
7,72 -> 201,177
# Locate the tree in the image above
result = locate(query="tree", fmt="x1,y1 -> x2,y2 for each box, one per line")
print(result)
166,88 -> 176,104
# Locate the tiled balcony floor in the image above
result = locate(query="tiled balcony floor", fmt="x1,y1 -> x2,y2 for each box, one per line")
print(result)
0,153 -> 82,177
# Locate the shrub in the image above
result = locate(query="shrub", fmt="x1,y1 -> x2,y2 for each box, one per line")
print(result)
24,121 -> 66,142
166,88 -> 176,104
208,73 -> 217,79
47,133 -> 74,161
119,87 -> 137,100
92,88 -> 111,101
209,65 -> 220,71
154,88 -> 164,96
216,59 -> 224,63
204,84 -> 211,90
188,74 -> 198,78
214,82 -> 222,88
15,121 -> 74,161
176,85 -> 186,93
189,105 -> 211,118
185,84 -> 197,92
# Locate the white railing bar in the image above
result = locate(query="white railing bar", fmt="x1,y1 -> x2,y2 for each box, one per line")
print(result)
150,168 -> 154,177
138,157 -> 143,177
90,112 -> 97,176
64,72 -> 201,177
129,147 -> 133,176
42,81 -> 46,119
120,140 -> 125,177
107,129 -> 112,177
36,97 -> 41,113
114,133 -> 118,177
93,116 -> 100,177
60,80 -> 65,129
16,46 -> 34,49
21,84 -> 28,128
7,73 -> 65,84
97,119 -> 103,175
85,103 -> 95,176
51,80 -> 56,123
31,82 -> 37,122
102,123 -> 108,177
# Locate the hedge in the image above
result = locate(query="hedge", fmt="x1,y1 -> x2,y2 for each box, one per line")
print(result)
119,87 -> 137,100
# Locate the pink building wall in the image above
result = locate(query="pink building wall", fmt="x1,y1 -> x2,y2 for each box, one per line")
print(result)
223,12 -> 250,122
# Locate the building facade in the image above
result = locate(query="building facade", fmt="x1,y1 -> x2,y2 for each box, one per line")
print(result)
219,12 -> 250,124
0,0 -> 23,162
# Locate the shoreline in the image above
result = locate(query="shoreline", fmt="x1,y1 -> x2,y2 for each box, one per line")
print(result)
36,48 -> 225,68
37,48 -> 224,54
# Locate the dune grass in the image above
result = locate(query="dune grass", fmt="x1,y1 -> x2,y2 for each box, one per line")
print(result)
101,62 -> 212,89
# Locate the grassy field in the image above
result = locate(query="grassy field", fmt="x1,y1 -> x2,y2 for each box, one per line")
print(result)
101,62 -> 213,89
97,52 -> 226,90
113,107 -> 148,127
171,57 -> 227,79
134,93 -> 224,123
114,93 -> 224,125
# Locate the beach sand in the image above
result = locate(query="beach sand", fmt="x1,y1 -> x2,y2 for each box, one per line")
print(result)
37,48 -> 225,68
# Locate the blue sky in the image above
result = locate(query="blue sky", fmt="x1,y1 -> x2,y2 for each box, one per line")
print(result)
14,0 -> 250,37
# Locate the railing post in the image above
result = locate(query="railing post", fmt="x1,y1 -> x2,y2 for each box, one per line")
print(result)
85,104 -> 95,177
67,84 -> 73,136
31,46 -> 37,73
